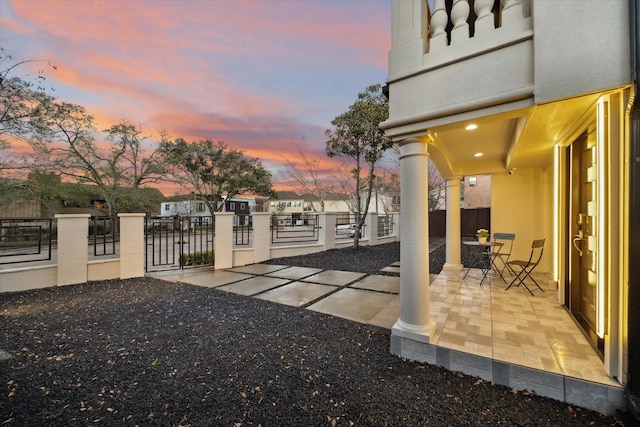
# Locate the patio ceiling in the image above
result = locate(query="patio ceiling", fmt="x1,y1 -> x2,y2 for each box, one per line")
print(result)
426,92 -> 602,178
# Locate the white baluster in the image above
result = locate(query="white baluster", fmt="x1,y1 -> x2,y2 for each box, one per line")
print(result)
474,0 -> 495,35
429,0 -> 448,52
450,0 -> 470,44
500,0 -> 524,27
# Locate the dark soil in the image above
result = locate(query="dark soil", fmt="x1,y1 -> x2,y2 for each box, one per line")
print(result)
0,244 -> 632,426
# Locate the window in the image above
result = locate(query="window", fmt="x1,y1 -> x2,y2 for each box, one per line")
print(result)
240,203 -> 246,210
469,176 -> 477,187
196,202 -> 204,212
230,202 -> 236,210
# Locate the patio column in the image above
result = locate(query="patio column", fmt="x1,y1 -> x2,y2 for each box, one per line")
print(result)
392,138 -> 435,343
443,177 -> 463,271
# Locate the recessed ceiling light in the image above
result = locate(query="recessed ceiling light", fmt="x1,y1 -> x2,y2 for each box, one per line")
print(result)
465,124 -> 477,131
474,152 -> 483,157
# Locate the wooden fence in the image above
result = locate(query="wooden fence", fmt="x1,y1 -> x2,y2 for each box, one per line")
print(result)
429,208 -> 490,237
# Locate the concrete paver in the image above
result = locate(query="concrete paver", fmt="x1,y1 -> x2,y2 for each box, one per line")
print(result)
307,288 -> 397,325
350,274 -> 399,293
300,270 -> 365,286
154,269 -> 253,288
217,276 -> 291,296
228,264 -> 289,275
255,281 -> 337,307
264,266 -> 323,280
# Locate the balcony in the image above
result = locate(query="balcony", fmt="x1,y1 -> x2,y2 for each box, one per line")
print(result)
382,0 -> 631,176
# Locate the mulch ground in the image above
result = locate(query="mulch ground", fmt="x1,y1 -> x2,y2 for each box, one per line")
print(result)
0,243 -> 633,426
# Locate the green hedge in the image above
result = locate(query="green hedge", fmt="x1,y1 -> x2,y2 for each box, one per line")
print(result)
180,250 -> 214,266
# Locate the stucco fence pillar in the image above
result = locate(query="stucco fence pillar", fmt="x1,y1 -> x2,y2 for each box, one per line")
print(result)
251,212 -> 272,264
366,212 -> 378,245
55,214 -> 91,286
318,212 -> 336,251
118,213 -> 146,279
214,212 -> 234,269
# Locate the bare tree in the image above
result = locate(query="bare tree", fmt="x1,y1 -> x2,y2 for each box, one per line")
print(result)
104,120 -> 165,188
281,146 -> 335,212
427,159 -> 446,211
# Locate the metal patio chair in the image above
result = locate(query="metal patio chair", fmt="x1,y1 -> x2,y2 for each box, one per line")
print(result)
490,232 -> 516,279
505,239 -> 545,295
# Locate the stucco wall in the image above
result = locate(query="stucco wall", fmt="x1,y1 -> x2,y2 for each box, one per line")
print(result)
532,1 -> 630,104
491,168 -> 551,273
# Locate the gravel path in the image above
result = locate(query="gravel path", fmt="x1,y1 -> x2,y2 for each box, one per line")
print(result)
0,243 -> 632,426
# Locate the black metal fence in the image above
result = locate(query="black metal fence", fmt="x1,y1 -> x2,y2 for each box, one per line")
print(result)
335,213 -> 365,240
377,214 -> 394,237
145,215 -> 214,271
234,214 -> 252,246
271,214 -> 320,244
89,216 -> 119,256
0,218 -> 54,265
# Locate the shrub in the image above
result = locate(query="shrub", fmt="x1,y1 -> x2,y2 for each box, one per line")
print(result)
180,250 -> 214,266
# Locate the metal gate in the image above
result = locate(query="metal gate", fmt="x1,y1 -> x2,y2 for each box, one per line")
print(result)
145,215 -> 214,272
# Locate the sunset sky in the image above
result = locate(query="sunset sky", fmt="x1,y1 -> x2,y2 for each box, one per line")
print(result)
0,0 -> 392,195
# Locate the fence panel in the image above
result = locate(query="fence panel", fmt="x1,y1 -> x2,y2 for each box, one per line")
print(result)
145,216 -> 214,272
335,213 -> 364,240
428,208 -> 491,237
234,214 -> 252,246
0,218 -> 55,265
89,216 -> 118,256
271,214 -> 319,244
377,214 -> 394,237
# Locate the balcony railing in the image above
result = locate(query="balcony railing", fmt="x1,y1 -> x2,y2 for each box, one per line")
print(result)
427,0 -> 530,53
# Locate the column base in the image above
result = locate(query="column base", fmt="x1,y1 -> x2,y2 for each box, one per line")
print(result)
442,263 -> 464,271
391,318 -> 436,344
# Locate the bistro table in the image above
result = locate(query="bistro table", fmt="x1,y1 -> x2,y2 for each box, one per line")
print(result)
462,240 -> 504,285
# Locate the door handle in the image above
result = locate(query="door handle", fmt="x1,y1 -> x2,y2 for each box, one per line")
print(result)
573,235 -> 583,256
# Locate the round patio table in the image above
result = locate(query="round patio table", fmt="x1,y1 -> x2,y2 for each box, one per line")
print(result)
462,240 -> 504,285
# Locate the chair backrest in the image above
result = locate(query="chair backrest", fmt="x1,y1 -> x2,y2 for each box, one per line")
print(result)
493,233 -> 515,254
528,239 -> 545,265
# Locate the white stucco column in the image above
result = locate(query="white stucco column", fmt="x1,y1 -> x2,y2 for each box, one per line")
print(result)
251,213 -> 271,264
392,139 -> 435,343
214,212 -> 234,269
443,178 -> 463,271
318,212 -> 336,251
55,214 -> 90,286
118,213 -> 146,279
